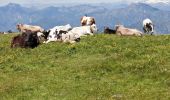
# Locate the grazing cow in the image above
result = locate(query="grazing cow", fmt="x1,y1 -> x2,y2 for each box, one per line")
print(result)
115,25 -> 143,36
104,26 -> 116,34
143,18 -> 154,35
80,15 -> 96,26
43,24 -> 72,43
16,24 -> 44,33
68,24 -> 98,37
11,31 -> 40,48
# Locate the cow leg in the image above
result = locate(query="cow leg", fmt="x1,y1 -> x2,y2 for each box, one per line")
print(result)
88,33 -> 94,35
143,27 -> 147,33
43,38 -> 58,43
116,31 -> 122,36
69,41 -> 76,44
81,34 -> 88,37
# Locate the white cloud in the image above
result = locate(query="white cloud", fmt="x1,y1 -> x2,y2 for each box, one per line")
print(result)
145,0 -> 170,4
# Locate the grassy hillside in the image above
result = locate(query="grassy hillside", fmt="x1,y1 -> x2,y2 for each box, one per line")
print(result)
0,34 -> 170,100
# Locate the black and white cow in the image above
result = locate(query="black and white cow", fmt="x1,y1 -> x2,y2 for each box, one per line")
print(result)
41,24 -> 72,43
143,18 -> 154,35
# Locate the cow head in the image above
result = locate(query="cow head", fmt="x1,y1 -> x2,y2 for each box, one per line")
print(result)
90,24 -> 98,33
81,16 -> 87,26
87,17 -> 95,25
37,30 -> 50,41
146,23 -> 154,34
74,34 -> 81,42
16,24 -> 23,31
23,31 -> 39,48
42,30 -> 50,40
115,25 -> 124,31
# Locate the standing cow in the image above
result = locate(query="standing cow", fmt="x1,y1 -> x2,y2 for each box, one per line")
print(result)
143,18 -> 154,35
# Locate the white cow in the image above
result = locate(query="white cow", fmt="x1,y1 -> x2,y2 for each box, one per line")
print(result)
143,18 -> 154,35
68,24 -> 98,37
43,24 -> 72,43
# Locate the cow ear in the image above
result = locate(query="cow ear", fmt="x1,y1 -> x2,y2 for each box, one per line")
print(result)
47,30 -> 50,33
80,17 -> 83,21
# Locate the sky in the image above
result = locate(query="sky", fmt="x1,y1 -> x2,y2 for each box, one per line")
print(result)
0,0 -> 142,5
0,0 -> 169,6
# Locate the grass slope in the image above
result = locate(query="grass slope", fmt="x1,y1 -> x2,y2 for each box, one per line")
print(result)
0,34 -> 170,100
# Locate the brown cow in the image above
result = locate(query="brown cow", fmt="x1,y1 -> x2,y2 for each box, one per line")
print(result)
11,31 -> 40,48
115,25 -> 143,36
16,24 -> 44,33
80,16 -> 96,26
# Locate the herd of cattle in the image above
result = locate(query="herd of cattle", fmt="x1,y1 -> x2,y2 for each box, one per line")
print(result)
9,15 -> 154,48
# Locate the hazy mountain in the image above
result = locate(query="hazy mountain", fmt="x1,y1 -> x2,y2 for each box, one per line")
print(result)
143,0 -> 170,11
0,3 -> 170,34
149,3 -> 170,11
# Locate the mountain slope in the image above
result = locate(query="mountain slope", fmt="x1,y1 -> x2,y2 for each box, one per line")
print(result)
0,3 -> 170,34
0,34 -> 170,99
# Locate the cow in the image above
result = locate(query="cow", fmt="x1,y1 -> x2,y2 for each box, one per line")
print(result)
57,31 -> 81,44
43,24 -> 72,43
104,26 -> 116,34
143,18 -> 154,35
11,31 -> 40,48
42,30 -> 80,44
16,24 -> 44,33
68,24 -> 98,37
80,15 -> 96,26
115,25 -> 143,36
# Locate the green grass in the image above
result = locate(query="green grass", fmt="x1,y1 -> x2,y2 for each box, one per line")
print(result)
0,33 -> 170,100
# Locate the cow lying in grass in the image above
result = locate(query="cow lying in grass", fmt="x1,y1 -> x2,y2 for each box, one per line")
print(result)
16,24 -> 44,33
42,24 -> 72,43
115,25 -> 143,36
11,31 -> 40,48
57,30 -> 81,44
40,24 -> 97,44
68,24 -> 98,37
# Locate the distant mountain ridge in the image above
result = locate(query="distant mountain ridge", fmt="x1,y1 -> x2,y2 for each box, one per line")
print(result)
0,3 -> 170,34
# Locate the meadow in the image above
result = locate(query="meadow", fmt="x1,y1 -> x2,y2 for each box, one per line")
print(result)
0,34 -> 170,100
